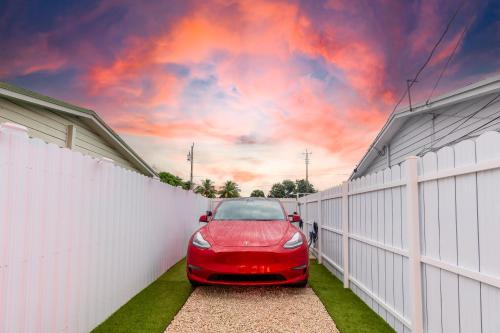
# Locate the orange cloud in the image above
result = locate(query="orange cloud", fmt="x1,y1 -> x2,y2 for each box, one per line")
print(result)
291,21 -> 392,102
268,76 -> 385,165
232,170 -> 262,182
110,112 -> 238,143
409,0 -> 442,55
345,106 -> 387,131
430,30 -> 464,66
204,166 -> 262,183
87,0 -> 300,87
0,0 -> 492,195
81,0 -> 430,170
86,0 -> 398,107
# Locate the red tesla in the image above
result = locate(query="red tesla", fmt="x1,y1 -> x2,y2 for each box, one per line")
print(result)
187,198 -> 308,286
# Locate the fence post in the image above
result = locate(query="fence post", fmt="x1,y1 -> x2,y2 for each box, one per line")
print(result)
317,192 -> 323,264
341,181 -> 349,288
406,156 -> 423,333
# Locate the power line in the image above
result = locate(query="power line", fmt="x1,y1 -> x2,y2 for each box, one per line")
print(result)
426,17 -> 475,104
390,93 -> 500,158
439,93 -> 500,140
391,0 -> 466,113
418,92 -> 500,155
421,113 -> 500,154
472,118 -> 500,133
435,98 -> 500,148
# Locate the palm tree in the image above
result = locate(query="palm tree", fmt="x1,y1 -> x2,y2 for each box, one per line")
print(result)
250,189 -> 265,197
194,179 -> 217,198
218,180 -> 241,198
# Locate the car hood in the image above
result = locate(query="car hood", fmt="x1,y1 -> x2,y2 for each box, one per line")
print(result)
207,220 -> 289,247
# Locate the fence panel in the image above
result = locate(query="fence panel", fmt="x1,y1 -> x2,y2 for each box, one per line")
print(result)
320,185 -> 343,279
454,139 -> 481,333
476,132 -> 500,332
346,167 -> 408,332
0,124 -> 209,333
301,130 -> 500,333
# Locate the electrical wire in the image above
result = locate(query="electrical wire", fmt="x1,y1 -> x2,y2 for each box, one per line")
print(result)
417,92 -> 500,155
420,113 -> 500,155
392,101 -> 485,155
426,18 -> 473,104
389,93 -> 500,158
441,103 -> 500,145
439,93 -> 500,138
391,0 -> 466,114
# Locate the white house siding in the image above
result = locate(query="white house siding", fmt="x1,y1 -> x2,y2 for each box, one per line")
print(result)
0,97 -> 138,171
361,92 -> 500,176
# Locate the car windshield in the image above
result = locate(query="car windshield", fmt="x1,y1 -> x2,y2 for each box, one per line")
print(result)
213,199 -> 286,221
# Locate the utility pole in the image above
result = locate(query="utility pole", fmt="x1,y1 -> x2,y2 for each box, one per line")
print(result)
187,143 -> 194,189
302,149 -> 311,183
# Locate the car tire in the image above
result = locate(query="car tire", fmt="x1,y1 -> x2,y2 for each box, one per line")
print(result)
292,280 -> 308,288
189,279 -> 201,287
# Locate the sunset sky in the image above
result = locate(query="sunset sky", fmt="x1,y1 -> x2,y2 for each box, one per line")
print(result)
1,0 -> 499,195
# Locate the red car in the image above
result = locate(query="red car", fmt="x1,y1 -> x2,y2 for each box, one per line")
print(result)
187,198 -> 308,286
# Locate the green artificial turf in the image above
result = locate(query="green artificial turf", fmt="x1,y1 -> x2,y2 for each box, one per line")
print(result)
308,259 -> 395,333
92,258 -> 192,333
93,258 -> 395,333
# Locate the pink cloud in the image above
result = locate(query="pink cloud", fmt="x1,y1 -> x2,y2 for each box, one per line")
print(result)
289,11 -> 395,103
2,0 -> 491,193
231,170 -> 262,182
0,33 -> 67,77
268,77 -> 385,165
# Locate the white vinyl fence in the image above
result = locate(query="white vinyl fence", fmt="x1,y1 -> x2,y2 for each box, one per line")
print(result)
0,123 -> 209,333
300,130 -> 500,333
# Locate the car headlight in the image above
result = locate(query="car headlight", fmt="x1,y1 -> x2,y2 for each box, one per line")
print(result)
283,232 -> 303,249
192,231 -> 211,249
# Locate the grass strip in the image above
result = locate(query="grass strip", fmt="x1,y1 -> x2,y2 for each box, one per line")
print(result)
92,258 -> 192,333
308,259 -> 395,333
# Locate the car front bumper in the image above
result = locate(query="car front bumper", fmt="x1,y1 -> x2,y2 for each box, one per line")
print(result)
187,244 -> 309,286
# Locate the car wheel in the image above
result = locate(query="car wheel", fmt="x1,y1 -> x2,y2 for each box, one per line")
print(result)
292,280 -> 308,288
189,279 -> 201,287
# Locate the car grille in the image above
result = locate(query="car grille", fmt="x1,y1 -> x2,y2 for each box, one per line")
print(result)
208,274 -> 286,282
213,252 -> 279,265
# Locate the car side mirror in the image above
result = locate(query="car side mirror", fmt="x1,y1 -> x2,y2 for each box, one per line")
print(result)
199,214 -> 209,223
290,214 -> 301,222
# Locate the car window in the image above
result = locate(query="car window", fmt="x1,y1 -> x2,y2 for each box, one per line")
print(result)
214,200 -> 286,221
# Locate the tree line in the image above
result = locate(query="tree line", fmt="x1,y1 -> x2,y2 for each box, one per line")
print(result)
158,171 -> 316,199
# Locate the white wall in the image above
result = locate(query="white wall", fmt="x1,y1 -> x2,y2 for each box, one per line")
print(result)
363,92 -> 500,175
300,130 -> 500,333
0,123 -> 209,333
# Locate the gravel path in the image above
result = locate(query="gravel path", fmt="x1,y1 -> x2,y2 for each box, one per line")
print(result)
165,286 -> 339,333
